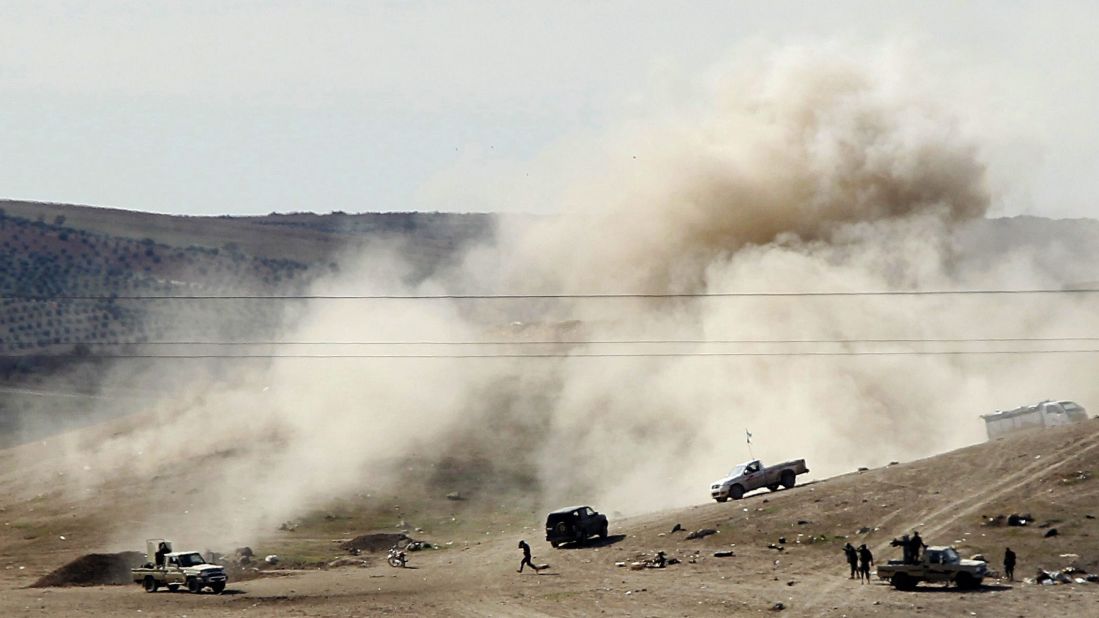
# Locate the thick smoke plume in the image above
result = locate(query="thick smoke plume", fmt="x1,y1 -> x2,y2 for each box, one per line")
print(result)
13,49 -> 1099,550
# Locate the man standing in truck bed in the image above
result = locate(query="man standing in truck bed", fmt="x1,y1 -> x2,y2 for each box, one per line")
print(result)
155,542 -> 169,567
909,531 -> 926,563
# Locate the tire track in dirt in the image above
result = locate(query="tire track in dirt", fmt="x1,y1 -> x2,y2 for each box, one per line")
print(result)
913,432 -> 1099,539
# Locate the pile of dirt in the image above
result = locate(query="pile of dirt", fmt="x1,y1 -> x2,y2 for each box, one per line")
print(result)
339,533 -> 409,553
31,551 -> 146,587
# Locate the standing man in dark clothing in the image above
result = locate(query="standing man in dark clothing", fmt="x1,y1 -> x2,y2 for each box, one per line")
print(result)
909,531 -> 926,563
843,543 -> 858,579
893,534 -> 912,564
1004,547 -> 1016,581
517,540 -> 541,573
155,542 -> 169,567
858,544 -> 874,583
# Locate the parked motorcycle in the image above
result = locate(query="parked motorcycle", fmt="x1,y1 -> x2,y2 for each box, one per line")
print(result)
387,546 -> 407,568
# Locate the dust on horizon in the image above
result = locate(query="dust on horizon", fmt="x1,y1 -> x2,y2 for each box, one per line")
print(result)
8,46 -> 1099,552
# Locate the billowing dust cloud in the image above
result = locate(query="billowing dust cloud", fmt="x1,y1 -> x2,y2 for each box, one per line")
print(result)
19,48 -> 1099,549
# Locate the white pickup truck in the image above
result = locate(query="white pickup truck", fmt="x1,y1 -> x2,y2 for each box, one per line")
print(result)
710,458 -> 809,502
131,539 -> 228,593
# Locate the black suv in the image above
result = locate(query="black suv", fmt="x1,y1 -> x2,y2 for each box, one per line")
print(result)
545,505 -> 609,548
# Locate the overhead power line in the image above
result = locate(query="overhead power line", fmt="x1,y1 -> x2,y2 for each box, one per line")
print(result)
21,336 -> 1099,346
5,349 -> 1099,359
3,288 -> 1099,301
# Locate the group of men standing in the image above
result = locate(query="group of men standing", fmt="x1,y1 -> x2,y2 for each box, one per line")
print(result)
843,542 -> 875,582
844,531 -> 926,583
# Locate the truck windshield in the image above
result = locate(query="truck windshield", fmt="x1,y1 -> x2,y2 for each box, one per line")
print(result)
177,553 -> 206,567
941,548 -> 960,564
729,465 -> 746,477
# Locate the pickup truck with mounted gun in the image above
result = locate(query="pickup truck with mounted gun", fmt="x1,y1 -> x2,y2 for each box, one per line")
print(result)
877,545 -> 988,590
710,458 -> 809,502
131,539 -> 228,593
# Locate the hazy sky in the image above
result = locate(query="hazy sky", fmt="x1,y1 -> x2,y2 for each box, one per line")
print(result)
1,1 -> 1096,217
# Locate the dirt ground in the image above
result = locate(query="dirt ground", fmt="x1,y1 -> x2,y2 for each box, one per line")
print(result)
2,420 -> 1098,616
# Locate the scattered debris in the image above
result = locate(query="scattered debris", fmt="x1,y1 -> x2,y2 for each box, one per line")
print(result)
445,492 -> 464,501
264,555 -> 280,565
713,551 -> 735,558
1044,528 -> 1059,538
1028,566 -> 1097,586
786,580 -> 797,586
857,467 -> 869,472
1008,513 -> 1033,527
234,547 -> 255,566
627,551 -> 679,570
686,528 -> 717,540
856,527 -> 872,534
888,461 -> 899,466
671,523 -> 683,533
778,537 -> 786,545
796,520 -> 810,525
615,561 -> 626,567
1061,471 -> 1090,484
278,521 -> 299,532
767,543 -> 785,552
771,602 -> 786,611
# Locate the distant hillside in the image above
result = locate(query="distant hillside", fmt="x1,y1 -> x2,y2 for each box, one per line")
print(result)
0,200 -> 494,368
0,200 -> 494,264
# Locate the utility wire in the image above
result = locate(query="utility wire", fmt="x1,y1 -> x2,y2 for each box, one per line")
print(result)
20,336 -> 1099,346
6,349 -> 1099,359
3,288 -> 1099,300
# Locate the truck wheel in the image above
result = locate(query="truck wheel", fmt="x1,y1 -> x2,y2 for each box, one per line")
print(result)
599,523 -> 608,539
955,573 -> 980,590
767,484 -> 780,492
780,470 -> 796,489
143,576 -> 158,593
891,573 -> 917,590
729,484 -> 745,500
211,582 -> 225,594
187,578 -> 203,593
715,496 -> 727,503
167,584 -> 180,592
550,541 -> 560,548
